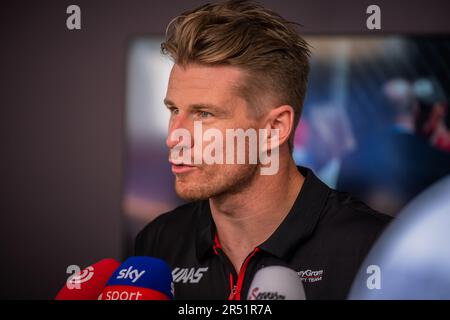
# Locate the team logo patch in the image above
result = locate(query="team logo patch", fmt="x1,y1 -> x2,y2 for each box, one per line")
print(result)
297,269 -> 324,283
172,267 -> 209,284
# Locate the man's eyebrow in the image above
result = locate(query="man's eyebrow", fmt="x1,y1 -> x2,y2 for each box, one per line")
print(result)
163,98 -> 229,115
190,103 -> 223,113
163,98 -> 176,107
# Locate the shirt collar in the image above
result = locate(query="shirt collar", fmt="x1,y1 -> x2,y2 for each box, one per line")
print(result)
195,166 -> 331,261
259,166 -> 330,259
196,200 -> 216,261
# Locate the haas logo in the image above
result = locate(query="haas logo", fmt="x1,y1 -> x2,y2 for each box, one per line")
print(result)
172,267 -> 208,284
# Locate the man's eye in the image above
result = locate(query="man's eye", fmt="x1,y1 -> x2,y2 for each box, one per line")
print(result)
169,107 -> 179,115
197,111 -> 212,118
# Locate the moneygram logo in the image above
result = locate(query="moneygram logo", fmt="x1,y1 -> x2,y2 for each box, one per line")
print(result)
297,269 -> 323,283
170,121 -> 280,175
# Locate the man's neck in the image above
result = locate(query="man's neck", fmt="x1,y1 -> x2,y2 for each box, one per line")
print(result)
209,159 -> 304,273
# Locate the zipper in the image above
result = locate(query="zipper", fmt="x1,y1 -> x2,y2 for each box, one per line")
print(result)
228,247 -> 260,300
213,234 -> 260,300
228,274 -> 236,299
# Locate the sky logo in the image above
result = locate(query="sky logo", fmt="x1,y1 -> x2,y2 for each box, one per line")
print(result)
116,266 -> 146,283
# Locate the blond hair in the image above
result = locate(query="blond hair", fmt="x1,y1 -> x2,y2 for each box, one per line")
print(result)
162,0 -> 310,150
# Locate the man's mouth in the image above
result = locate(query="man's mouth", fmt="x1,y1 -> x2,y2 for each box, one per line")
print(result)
169,160 -> 198,174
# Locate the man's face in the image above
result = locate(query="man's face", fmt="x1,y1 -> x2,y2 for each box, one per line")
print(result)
164,63 -> 260,201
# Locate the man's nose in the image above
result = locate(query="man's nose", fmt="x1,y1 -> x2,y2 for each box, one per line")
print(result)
166,114 -> 194,149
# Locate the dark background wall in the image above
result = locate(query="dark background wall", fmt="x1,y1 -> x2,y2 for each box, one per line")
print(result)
0,0 -> 448,300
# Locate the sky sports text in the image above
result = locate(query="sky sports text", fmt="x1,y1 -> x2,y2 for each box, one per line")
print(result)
102,290 -> 144,300
170,121 -> 280,175
116,266 -> 146,283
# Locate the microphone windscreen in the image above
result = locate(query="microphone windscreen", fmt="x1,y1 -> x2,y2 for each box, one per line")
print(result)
247,265 -> 306,300
99,256 -> 174,300
55,258 -> 121,300
349,176 -> 450,299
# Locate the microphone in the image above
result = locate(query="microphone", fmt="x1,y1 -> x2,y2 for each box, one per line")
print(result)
247,266 -> 306,300
55,258 -> 121,300
349,175 -> 450,299
98,256 -> 174,300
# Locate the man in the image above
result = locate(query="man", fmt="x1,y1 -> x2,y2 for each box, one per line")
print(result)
135,0 -> 391,300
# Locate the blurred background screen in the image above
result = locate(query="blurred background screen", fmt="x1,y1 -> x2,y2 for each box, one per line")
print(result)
123,35 -> 450,256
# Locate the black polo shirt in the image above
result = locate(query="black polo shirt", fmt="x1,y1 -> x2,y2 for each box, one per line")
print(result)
134,166 -> 392,300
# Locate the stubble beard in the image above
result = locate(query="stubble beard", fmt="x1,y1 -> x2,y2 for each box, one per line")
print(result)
174,163 -> 259,202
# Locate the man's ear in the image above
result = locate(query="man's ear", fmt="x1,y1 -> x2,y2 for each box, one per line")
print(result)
262,105 -> 295,151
